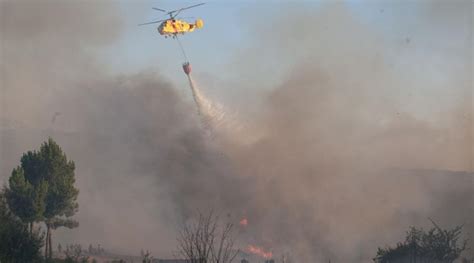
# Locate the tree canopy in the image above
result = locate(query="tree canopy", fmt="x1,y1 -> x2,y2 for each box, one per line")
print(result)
4,138 -> 79,259
374,220 -> 467,263
5,167 -> 47,230
0,192 -> 44,263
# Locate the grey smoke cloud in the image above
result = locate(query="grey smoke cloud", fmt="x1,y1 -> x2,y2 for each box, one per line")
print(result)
1,1 -> 472,262
184,2 -> 473,261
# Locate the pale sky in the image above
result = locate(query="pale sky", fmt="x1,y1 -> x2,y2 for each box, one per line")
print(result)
96,1 -> 471,123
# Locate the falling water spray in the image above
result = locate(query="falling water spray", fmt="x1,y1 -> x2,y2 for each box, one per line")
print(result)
182,63 -> 263,145
182,63 -> 227,131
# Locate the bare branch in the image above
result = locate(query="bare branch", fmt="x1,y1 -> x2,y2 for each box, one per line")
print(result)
176,210 -> 239,263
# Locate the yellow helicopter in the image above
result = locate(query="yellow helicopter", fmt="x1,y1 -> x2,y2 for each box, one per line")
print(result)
139,3 -> 205,38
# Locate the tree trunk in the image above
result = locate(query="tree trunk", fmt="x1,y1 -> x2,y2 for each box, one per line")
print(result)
45,224 -> 50,259
48,228 -> 53,259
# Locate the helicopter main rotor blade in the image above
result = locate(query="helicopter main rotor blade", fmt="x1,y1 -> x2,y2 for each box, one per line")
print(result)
169,3 -> 205,17
175,16 -> 196,19
138,19 -> 165,26
152,7 -> 167,12
175,3 -> 205,16
178,2 -> 205,12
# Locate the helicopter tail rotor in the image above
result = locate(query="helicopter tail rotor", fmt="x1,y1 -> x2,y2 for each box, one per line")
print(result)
195,18 -> 204,29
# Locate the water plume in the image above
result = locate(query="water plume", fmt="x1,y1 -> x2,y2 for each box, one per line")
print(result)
186,75 -> 261,145
187,75 -> 226,130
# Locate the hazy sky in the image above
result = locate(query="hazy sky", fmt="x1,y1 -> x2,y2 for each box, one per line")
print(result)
96,0 -> 471,123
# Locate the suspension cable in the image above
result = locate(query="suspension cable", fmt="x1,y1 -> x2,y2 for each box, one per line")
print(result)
175,35 -> 189,62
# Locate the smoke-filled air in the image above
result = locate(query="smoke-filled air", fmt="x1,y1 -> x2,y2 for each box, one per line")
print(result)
0,1 -> 472,263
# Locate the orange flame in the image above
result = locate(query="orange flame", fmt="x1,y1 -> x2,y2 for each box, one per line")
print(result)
247,245 -> 272,259
239,218 -> 248,226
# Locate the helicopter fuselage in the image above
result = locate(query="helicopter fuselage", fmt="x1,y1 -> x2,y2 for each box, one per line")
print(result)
157,19 -> 203,37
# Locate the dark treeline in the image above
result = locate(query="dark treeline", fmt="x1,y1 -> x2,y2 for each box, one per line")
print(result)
374,220 -> 472,263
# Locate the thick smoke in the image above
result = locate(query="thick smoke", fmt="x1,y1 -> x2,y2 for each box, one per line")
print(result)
0,0 -> 204,255
177,2 -> 473,261
1,1 -> 472,262
0,0 -> 248,256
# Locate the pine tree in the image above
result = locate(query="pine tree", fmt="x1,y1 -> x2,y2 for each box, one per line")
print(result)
5,167 -> 47,234
5,138 -> 79,259
0,191 -> 44,262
